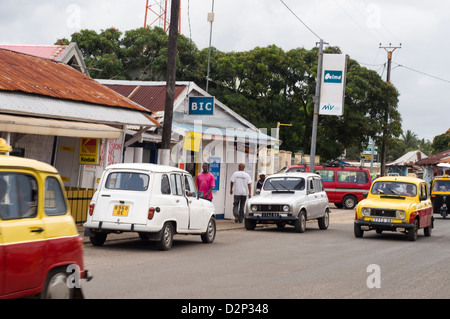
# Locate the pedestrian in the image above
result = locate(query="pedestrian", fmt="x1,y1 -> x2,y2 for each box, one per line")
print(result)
256,171 -> 266,191
196,162 -> 215,201
230,163 -> 252,223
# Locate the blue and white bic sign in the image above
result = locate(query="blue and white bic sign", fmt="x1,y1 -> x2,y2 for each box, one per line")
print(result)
188,96 -> 214,115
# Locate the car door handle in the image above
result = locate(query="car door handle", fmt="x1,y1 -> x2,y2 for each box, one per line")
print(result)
30,227 -> 44,233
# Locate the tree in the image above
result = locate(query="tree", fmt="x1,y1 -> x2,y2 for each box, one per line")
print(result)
432,129 -> 450,153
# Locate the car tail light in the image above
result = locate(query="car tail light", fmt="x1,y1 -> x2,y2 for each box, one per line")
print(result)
89,203 -> 95,216
148,207 -> 155,220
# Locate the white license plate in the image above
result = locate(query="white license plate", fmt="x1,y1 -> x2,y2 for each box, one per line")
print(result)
373,217 -> 390,223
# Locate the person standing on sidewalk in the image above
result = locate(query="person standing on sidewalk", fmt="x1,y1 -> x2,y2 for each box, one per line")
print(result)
230,163 -> 252,223
196,162 -> 215,201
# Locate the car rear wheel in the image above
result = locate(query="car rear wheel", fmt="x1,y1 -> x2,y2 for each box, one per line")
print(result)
41,267 -> 73,299
158,222 -> 174,250
342,195 -> 357,209
89,231 -> 107,246
318,210 -> 329,230
201,217 -> 216,243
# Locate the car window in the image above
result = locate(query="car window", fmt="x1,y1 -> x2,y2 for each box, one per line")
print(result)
0,173 -> 37,220
313,178 -> 324,192
433,180 -> 450,191
105,172 -> 149,191
170,173 -> 184,196
337,171 -> 368,183
263,177 -> 305,191
316,170 -> 334,182
371,181 -> 417,197
44,177 -> 67,216
184,174 -> 197,197
161,174 -> 171,194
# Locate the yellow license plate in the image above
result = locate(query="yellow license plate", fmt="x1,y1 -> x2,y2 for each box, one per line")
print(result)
113,204 -> 129,216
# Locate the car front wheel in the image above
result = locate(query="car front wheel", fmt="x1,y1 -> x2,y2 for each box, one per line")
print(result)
354,223 -> 364,238
295,211 -> 306,233
201,217 -> 216,243
408,219 -> 419,241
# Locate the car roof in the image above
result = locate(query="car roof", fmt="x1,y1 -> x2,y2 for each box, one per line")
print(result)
373,176 -> 425,184
106,163 -> 187,174
267,172 -> 320,178
0,155 -> 59,173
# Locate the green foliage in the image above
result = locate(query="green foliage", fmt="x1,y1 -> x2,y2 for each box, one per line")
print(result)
432,129 -> 450,153
67,26 -> 443,161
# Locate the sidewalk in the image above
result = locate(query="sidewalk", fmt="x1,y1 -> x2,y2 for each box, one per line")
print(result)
77,218 -> 245,243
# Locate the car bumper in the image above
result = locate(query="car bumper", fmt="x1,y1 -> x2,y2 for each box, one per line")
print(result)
354,219 -> 414,232
245,214 -> 298,223
83,221 -> 160,234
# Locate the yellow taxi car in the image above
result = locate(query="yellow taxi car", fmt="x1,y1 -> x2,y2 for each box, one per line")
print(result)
0,139 -> 91,298
354,176 -> 433,241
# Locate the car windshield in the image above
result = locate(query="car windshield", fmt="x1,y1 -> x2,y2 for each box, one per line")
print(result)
433,180 -> 450,192
105,172 -> 149,191
263,177 -> 305,191
371,181 -> 417,197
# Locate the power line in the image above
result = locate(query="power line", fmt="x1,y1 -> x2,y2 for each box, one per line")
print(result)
394,63 -> 450,84
279,0 -> 322,40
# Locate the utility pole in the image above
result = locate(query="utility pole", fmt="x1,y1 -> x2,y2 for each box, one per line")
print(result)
309,39 -> 325,172
379,43 -> 401,176
160,0 -> 180,165
206,0 -> 215,93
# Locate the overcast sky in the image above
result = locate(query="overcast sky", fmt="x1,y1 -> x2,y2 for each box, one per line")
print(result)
0,0 -> 449,143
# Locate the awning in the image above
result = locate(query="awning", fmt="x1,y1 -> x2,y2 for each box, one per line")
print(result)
0,114 -> 122,138
172,121 -> 278,145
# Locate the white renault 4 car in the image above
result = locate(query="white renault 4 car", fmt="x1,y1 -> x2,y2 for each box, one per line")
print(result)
245,172 -> 330,232
84,163 -> 216,250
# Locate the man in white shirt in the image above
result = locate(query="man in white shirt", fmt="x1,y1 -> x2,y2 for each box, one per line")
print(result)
230,163 -> 252,223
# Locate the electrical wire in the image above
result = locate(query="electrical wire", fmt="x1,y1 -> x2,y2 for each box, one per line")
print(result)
394,63 -> 450,84
279,0 -> 322,40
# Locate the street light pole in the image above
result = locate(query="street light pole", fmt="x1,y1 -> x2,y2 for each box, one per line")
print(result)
309,39 -> 324,172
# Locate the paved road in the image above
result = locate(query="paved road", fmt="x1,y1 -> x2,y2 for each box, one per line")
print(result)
81,209 -> 450,299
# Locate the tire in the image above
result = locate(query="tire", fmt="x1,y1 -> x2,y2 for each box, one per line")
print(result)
342,195 -> 357,209
89,232 -> 107,246
245,218 -> 257,230
201,217 -> 216,243
408,218 -> 419,241
158,222 -> 174,250
354,223 -> 364,238
318,210 -> 329,230
294,210 -> 306,233
41,267 -> 73,299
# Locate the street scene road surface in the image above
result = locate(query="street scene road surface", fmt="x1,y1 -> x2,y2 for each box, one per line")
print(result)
81,209 -> 450,299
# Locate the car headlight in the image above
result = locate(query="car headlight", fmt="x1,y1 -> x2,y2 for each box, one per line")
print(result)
396,210 -> 406,219
251,205 -> 257,212
283,205 -> 290,212
361,207 -> 370,216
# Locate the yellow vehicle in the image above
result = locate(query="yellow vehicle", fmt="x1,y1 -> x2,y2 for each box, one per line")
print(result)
0,139 -> 91,299
431,174 -> 450,219
354,176 -> 433,241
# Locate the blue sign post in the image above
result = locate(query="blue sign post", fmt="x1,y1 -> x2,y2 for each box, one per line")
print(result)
189,96 -> 214,115
209,157 -> 220,191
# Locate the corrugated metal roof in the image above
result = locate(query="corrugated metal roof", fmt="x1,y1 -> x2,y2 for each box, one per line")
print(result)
101,82 -> 187,113
0,44 -> 67,60
417,149 -> 450,165
0,48 -> 149,112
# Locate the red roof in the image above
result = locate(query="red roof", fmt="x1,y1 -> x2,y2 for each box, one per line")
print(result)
416,149 -> 450,165
0,44 -> 67,60
0,48 -> 149,112
103,83 -> 187,113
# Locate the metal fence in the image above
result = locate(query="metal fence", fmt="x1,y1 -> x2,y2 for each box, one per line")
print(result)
66,188 -> 95,224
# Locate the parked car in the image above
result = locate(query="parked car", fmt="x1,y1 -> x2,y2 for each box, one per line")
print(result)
244,172 -> 330,232
431,174 -> 450,219
279,164 -> 372,209
84,163 -> 216,250
0,139 -> 91,299
354,176 -> 433,241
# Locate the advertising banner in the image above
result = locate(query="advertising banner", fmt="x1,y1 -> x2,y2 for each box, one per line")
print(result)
319,54 -> 347,116
79,138 -> 100,165
188,96 -> 214,115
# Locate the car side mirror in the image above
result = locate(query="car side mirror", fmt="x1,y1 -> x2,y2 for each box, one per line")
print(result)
256,189 -> 260,195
